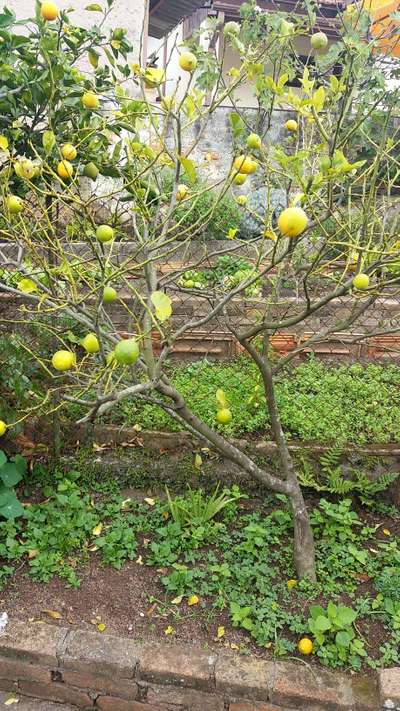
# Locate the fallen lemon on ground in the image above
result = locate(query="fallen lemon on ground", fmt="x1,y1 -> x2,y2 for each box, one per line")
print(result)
82,91 -> 99,109
114,338 -> 139,365
82,333 -> 100,354
41,1 -> 59,20
216,408 -> 232,425
179,51 -> 197,72
61,143 -> 77,161
0,421 -> 7,437
96,225 -> 114,243
52,350 -> 75,371
277,207 -> 308,237
298,637 -> 313,655
57,160 -> 74,180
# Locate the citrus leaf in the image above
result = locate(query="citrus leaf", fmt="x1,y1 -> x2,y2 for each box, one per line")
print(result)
151,291 -> 172,322
85,3 -> 103,10
42,609 -> 62,620
42,130 -> 55,154
179,156 -> 197,183
217,625 -> 225,638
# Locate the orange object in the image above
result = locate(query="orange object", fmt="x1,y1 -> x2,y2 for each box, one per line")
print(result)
349,0 -> 400,58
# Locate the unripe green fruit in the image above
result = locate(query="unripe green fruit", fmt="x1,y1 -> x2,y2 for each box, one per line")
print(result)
224,21 -> 241,37
96,224 -> 114,243
103,286 -> 117,303
83,162 -> 99,180
247,133 -> 262,150
5,195 -> 24,214
311,32 -> 328,51
114,338 -> 140,365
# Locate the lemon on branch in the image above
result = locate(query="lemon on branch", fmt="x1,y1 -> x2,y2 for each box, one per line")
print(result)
52,350 -> 75,371
277,207 -> 308,238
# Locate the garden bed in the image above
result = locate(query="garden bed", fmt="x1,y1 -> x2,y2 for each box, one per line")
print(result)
1,464 -> 400,680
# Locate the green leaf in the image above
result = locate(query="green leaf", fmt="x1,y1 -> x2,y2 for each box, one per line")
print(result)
312,86 -> 325,113
0,488 -> 24,520
309,605 -> 325,620
12,454 -> 27,476
151,291 -> 172,322
314,615 -> 331,632
336,606 -> 357,626
0,450 -> 7,469
0,7 -> 15,28
229,112 -> 245,139
42,130 -> 56,154
0,463 -> 23,488
85,3 -> 103,10
335,630 -> 351,648
179,156 -> 197,184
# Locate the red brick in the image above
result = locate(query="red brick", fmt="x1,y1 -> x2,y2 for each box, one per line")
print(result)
17,679 -> 92,708
0,620 -> 66,666
61,628 -> 139,678
146,683 -> 225,710
379,667 -> 400,704
0,658 -> 51,684
61,669 -> 138,699
229,704 -> 291,711
215,654 -> 273,702
0,678 -> 17,693
96,697 -> 163,711
138,643 -> 217,690
269,662 -> 353,710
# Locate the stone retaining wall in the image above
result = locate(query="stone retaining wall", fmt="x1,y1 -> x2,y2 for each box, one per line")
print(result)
1,618 -> 398,710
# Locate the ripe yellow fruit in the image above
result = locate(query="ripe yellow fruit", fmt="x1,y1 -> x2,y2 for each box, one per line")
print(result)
82,91 -> 99,109
103,286 -> 117,303
285,119 -> 298,132
144,67 -> 165,88
96,224 -> 114,243
82,332 -> 100,353
15,158 -> 36,180
57,160 -> 74,180
247,133 -> 262,150
353,273 -> 370,290
216,408 -> 232,425
61,143 -> 77,161
0,421 -> 7,437
311,32 -> 328,51
231,172 -> 247,186
5,195 -> 24,215
236,195 -> 248,206
179,51 -> 197,73
176,184 -> 189,201
277,207 -> 308,238
233,155 -> 257,175
298,637 -> 313,655
41,1 -> 59,21
52,350 -> 75,371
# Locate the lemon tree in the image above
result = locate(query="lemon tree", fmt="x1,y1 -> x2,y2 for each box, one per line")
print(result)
0,0 -> 400,581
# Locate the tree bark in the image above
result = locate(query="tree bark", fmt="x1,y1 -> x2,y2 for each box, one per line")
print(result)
289,480 -> 316,582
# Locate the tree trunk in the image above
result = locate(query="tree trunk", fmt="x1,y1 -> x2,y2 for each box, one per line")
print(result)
289,481 -> 316,582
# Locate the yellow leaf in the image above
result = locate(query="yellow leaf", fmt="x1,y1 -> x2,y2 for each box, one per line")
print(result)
188,595 -> 199,606
194,454 -> 202,469
171,595 -> 183,605
4,695 -> 19,705
287,579 -> 297,590
226,227 -> 238,240
163,511 -> 170,520
121,498 -> 132,510
88,545 -> 98,552
97,623 -> 106,632
151,291 -> 172,322
92,523 -> 103,536
133,423 -> 142,432
42,609 -> 62,620
136,555 -> 143,565
144,498 -> 155,506
383,528 -> 391,536
230,642 -> 240,650
0,136 -> 9,151
28,549 -> 39,559
217,625 -> 225,638
164,625 -> 174,635
215,388 -> 227,409
17,278 -> 37,294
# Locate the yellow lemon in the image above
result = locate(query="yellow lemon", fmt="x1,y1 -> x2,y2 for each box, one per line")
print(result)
41,1 -> 59,20
216,408 -> 232,425
233,154 -> 257,174
144,67 -> 165,88
82,91 -> 99,109
231,172 -> 247,185
82,333 -> 100,353
179,51 -> 197,72
5,195 -> 24,214
176,184 -> 189,201
247,133 -> 262,150
15,158 -> 36,180
353,273 -> 369,290
57,160 -> 74,180
285,119 -> 298,132
0,421 -> 7,437
52,350 -> 75,371
277,207 -> 308,238
61,143 -> 77,161
298,637 -> 313,655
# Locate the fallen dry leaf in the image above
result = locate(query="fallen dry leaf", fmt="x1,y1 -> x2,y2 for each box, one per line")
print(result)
144,497 -> 155,506
217,626 -> 225,639
4,695 -> 19,705
92,523 -> 103,536
42,610 -> 62,620
136,555 -> 143,565
187,595 -> 199,606
28,549 -> 39,559
171,595 -> 183,605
